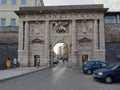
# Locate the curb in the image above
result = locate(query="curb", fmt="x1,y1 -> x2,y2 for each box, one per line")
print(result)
0,67 -> 49,82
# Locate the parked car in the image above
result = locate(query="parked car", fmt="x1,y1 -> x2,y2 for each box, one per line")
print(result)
82,61 -> 107,75
93,63 -> 120,84
53,58 -> 59,64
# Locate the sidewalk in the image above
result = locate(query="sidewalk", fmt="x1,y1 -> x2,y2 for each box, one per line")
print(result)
0,67 -> 48,82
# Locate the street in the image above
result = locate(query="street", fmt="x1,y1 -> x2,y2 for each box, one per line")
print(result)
0,63 -> 120,90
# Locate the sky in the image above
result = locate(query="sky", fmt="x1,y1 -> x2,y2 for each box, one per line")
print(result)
43,0 -> 120,11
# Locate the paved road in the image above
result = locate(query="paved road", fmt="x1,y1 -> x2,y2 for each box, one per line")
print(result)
0,63 -> 120,90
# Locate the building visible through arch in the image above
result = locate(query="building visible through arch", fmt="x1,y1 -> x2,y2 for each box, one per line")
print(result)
15,4 -> 108,67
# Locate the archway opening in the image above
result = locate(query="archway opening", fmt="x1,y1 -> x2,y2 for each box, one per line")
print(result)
53,43 -> 69,63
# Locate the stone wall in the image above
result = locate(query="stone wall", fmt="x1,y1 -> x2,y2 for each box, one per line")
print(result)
105,24 -> 120,42
0,27 -> 18,69
105,42 -> 120,64
105,24 -> 120,64
0,23 -> 120,67
0,27 -> 18,43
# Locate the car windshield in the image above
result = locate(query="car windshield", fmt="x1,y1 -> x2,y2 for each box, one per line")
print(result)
105,63 -> 119,70
84,61 -> 94,66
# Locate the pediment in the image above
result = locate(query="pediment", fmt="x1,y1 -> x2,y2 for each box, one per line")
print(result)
32,38 -> 44,43
79,37 -> 91,42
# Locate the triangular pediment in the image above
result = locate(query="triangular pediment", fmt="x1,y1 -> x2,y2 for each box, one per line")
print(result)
32,38 -> 44,43
79,37 -> 91,42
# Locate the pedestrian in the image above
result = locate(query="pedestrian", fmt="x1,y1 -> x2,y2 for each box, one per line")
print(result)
13,58 -> 17,68
36,56 -> 40,68
63,59 -> 65,63
6,58 -> 11,69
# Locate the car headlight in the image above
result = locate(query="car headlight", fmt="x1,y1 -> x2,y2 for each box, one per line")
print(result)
98,72 -> 103,76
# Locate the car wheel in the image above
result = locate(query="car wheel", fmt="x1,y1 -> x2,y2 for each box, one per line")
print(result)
86,70 -> 92,75
105,76 -> 112,84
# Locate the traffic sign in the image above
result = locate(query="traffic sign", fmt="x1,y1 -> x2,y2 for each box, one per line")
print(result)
74,50 -> 78,55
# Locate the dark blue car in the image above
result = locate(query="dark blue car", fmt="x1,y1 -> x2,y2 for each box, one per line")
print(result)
82,61 -> 107,75
93,63 -> 120,83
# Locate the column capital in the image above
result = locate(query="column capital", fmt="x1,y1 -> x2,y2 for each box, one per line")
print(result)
46,19 -> 50,22
72,19 -> 76,22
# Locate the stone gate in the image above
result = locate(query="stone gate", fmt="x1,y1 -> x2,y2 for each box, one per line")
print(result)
15,4 -> 108,67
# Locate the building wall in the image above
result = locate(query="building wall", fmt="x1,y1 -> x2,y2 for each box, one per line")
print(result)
0,27 -> 18,69
0,43 -> 18,69
1,5 -> 120,67
0,18 -> 119,67
105,42 -> 120,64
105,24 -> 120,64
0,0 -> 44,26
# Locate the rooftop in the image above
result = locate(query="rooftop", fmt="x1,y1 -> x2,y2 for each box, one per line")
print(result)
15,4 -> 108,15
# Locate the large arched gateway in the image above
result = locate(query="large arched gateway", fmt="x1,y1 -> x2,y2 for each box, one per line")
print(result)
15,4 -> 108,67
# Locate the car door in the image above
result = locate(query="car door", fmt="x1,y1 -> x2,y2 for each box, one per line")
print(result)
114,65 -> 120,81
95,62 -> 103,70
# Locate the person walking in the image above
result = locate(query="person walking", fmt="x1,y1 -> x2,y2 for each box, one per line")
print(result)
6,58 -> 11,69
13,58 -> 17,68
36,56 -> 40,68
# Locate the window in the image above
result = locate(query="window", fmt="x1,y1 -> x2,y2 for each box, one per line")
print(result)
1,18 -> 6,27
21,0 -> 26,5
2,0 -> 7,4
31,0 -> 37,6
105,16 -> 117,24
11,18 -> 16,26
11,0 -> 16,5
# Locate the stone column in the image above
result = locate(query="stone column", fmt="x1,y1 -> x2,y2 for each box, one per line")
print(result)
24,21 -> 29,51
99,19 -> 105,49
23,21 -> 29,66
99,19 -> 105,61
45,20 -> 50,67
93,19 -> 98,50
117,15 -> 119,23
18,20 -> 24,66
71,19 -> 78,66
18,20 -> 23,50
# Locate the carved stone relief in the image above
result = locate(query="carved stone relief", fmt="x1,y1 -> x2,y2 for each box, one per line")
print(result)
77,20 -> 94,34
78,37 -> 92,56
31,43 -> 44,55
51,21 -> 69,33
30,22 -> 45,36
80,42 -> 91,51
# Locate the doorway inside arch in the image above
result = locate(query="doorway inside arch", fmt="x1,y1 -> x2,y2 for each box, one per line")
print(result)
53,43 -> 69,64
82,55 -> 88,64
34,55 -> 40,67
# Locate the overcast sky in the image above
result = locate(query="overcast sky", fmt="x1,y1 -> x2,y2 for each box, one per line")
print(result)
43,0 -> 120,11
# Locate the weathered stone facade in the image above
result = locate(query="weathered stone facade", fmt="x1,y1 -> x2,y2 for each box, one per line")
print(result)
105,24 -> 120,42
0,27 -> 18,69
15,4 -> 107,67
105,24 -> 120,64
